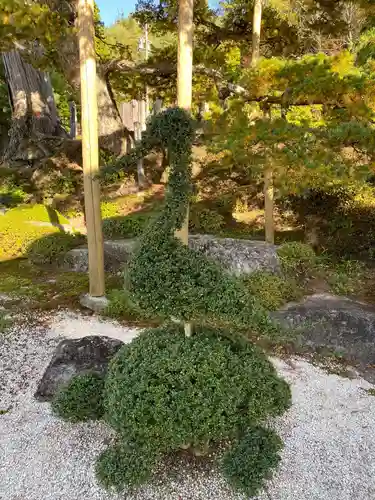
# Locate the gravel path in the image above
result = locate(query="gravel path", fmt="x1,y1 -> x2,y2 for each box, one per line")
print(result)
1,310 -> 375,500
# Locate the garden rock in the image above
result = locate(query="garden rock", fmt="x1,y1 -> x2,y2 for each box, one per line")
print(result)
273,293 -> 375,382
63,239 -> 137,272
34,335 -> 123,402
63,235 -> 279,275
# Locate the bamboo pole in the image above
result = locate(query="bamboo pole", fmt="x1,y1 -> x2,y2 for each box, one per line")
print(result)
77,0 -> 105,297
251,0 -> 262,67
176,0 -> 194,337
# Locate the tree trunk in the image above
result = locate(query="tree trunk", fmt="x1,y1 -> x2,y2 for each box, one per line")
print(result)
96,73 -> 128,155
2,50 -> 64,161
176,0 -> 194,338
251,0 -> 262,66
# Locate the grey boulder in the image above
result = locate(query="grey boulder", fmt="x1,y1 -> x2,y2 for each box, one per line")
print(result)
34,335 -> 123,402
274,293 -> 375,381
63,235 -> 279,275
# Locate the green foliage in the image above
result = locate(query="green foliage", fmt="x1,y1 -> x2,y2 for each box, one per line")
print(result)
221,426 -> 283,497
102,212 -> 155,239
0,204 -> 70,261
103,324 -> 290,486
288,183 -> 375,259
105,289 -> 159,321
243,271 -> 301,310
27,232 -> 85,265
189,205 -> 225,233
0,311 -> 11,334
319,258 -> 366,296
96,442 -> 159,491
52,373 -> 105,423
277,242 -> 316,277
103,108 -> 276,333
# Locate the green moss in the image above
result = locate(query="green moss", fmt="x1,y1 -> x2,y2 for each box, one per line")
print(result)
0,204 -> 72,261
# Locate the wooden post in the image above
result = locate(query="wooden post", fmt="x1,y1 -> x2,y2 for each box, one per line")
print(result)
177,0 -> 194,337
251,0 -> 262,66
77,0 -> 105,297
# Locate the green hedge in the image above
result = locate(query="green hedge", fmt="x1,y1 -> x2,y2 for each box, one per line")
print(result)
52,373 -> 105,423
99,324 -> 291,490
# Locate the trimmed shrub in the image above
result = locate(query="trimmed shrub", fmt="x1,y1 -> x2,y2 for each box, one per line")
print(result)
277,242 -> 316,277
105,289 -> 159,321
104,324 -> 291,455
102,212 -> 155,239
51,372 -> 105,423
96,442 -> 159,491
243,271 -> 302,310
189,206 -> 225,233
27,232 -> 85,265
221,426 -> 283,496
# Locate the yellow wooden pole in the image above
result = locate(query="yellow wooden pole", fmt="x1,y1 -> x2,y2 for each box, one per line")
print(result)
77,0 -> 105,297
264,167 -> 275,244
176,0 -> 194,337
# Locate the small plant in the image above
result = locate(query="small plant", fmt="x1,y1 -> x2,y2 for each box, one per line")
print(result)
277,242 -> 316,277
0,311 -> 11,334
102,212 -> 155,239
96,442 -> 159,491
221,426 -> 283,496
324,259 -> 365,296
243,271 -> 302,310
28,232 -> 85,265
51,372 -> 105,423
105,289 -> 158,321
189,206 -> 225,233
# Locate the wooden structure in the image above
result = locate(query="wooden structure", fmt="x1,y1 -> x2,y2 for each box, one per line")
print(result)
77,0 -> 105,297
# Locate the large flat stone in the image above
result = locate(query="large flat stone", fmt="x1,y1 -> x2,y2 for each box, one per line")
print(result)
34,335 -> 123,402
273,293 -> 375,381
63,235 -> 279,275
63,239 -> 137,272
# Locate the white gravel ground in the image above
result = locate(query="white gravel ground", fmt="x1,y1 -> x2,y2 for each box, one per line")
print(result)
1,310 -> 375,500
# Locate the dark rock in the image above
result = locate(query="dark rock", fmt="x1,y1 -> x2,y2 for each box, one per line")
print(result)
63,235 -> 279,275
35,336 -> 123,402
273,293 -> 375,381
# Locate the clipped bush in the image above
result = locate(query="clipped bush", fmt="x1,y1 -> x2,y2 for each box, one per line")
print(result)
51,372 -> 105,423
104,324 -> 291,459
277,242 -> 316,277
221,426 -> 283,496
189,206 -> 225,233
243,271 -> 302,310
96,442 -> 159,491
105,289 -> 159,321
102,212 -> 155,239
27,232 -> 85,265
